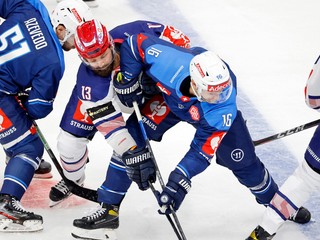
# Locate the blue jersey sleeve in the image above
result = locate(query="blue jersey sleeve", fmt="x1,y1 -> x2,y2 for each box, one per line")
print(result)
110,20 -> 165,44
120,35 -> 145,81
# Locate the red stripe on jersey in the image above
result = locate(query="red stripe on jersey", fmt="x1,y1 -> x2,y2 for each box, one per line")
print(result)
137,33 -> 148,62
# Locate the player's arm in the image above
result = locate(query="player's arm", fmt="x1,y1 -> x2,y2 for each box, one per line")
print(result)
84,95 -> 156,189
25,63 -> 62,119
305,56 -> 320,110
157,108 -> 235,213
113,34 -> 146,107
82,96 -> 136,156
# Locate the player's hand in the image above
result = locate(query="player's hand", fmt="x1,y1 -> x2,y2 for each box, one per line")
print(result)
113,72 -> 144,107
122,146 -> 156,190
15,89 -> 30,110
156,169 -> 191,214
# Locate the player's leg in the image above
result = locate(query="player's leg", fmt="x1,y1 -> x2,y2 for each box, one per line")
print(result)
71,95 -> 180,239
216,111 -> 278,204
216,111 -> 310,228
249,125 -> 320,239
0,95 -> 43,232
49,87 -> 96,206
72,152 -> 131,239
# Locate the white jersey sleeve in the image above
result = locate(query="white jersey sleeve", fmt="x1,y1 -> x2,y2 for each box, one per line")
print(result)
81,82 -> 136,156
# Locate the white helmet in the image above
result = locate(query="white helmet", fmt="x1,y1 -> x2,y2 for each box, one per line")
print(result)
51,0 -> 93,45
190,51 -> 232,104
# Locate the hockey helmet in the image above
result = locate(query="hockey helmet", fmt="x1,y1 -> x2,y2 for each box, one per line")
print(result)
75,19 -> 115,70
190,51 -> 232,104
51,0 -> 93,45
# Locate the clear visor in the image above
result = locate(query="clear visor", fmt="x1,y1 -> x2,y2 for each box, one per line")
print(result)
194,79 -> 233,104
81,47 -> 114,71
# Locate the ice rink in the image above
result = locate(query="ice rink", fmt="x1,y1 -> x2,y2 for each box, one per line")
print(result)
1,0 -> 320,239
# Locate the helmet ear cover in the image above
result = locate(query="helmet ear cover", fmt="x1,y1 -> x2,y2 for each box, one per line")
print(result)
190,51 -> 232,103
51,0 -> 93,45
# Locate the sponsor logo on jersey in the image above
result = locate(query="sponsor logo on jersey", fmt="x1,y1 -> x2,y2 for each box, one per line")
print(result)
0,109 -> 13,132
161,26 -> 191,49
202,131 -> 225,156
189,106 -> 200,121
156,82 -> 171,95
0,108 -> 16,139
142,95 -> 170,125
73,100 -> 93,124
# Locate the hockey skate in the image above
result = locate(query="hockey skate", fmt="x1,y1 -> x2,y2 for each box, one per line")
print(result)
34,159 -> 53,179
0,194 -> 43,232
288,206 -> 311,224
49,176 -> 85,207
246,225 -> 275,240
71,203 -> 119,240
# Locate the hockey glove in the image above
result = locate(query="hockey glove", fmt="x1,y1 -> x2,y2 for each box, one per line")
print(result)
15,90 -> 30,110
113,72 -> 144,107
122,146 -> 156,190
157,169 -> 191,214
139,72 -> 160,97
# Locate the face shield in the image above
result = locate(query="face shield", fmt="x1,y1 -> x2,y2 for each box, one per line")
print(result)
192,78 -> 233,104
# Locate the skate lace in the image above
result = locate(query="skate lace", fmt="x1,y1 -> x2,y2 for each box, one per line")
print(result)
54,180 -> 69,194
11,198 -> 31,214
84,205 -> 107,221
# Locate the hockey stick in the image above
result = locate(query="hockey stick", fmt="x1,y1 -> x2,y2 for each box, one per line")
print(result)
253,119 -> 320,146
133,101 -> 187,240
33,120 -> 98,202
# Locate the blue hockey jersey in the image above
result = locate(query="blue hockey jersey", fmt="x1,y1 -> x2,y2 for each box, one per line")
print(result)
74,21 -> 190,141
120,33 -> 238,173
0,0 -> 64,119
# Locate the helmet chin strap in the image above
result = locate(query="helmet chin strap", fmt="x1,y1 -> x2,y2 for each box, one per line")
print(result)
190,79 -> 204,102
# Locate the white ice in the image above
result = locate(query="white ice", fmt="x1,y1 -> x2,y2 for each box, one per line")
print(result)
1,0 -> 320,239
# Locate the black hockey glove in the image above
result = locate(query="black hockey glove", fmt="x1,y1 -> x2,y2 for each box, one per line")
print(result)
156,169 -> 191,214
113,72 -> 144,108
122,146 -> 156,191
139,72 -> 160,98
15,90 -> 30,110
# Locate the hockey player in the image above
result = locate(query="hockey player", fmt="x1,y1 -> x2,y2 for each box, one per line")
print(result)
0,0 -> 91,232
0,0 -> 64,232
246,56 -> 320,240
113,33 -> 311,237
47,19 -> 190,238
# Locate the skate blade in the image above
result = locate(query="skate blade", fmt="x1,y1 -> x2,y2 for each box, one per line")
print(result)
34,172 -> 53,179
49,199 -> 64,208
49,194 -> 72,208
0,219 -> 43,232
71,226 -> 117,240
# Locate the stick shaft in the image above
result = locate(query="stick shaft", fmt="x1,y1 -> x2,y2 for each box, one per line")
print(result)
253,119 -> 320,146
